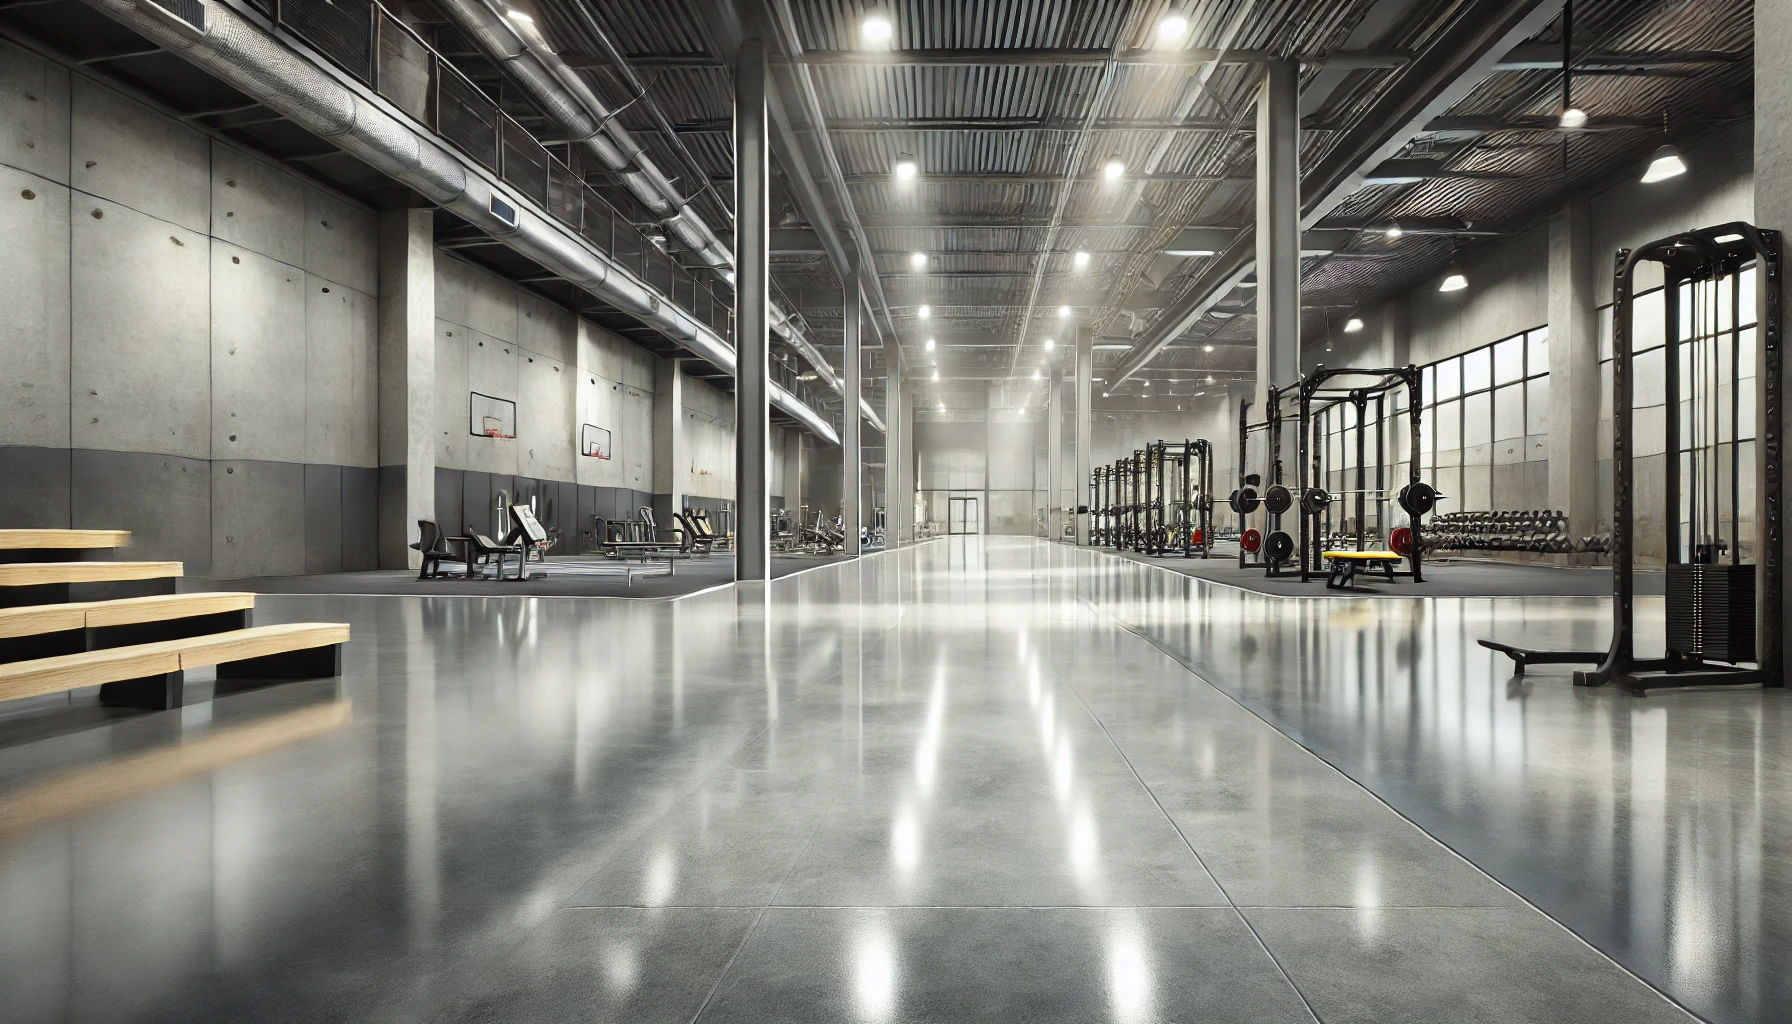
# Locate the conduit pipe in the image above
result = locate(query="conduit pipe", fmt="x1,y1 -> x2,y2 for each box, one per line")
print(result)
438,0 -> 881,434
91,0 -> 838,443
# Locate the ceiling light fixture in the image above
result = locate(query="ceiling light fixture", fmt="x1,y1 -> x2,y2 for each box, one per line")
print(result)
1044,338 -> 1055,351
1033,369 -> 1042,380
909,251 -> 928,270
1439,267 -> 1468,293
932,369 -> 939,381
1559,107 -> 1587,129
861,14 -> 893,44
1344,317 -> 1365,333
1642,144 -> 1687,184
894,158 -> 918,181
1103,391 -> 1111,398
1102,157 -> 1125,181
917,304 -> 931,319
1202,344 -> 1214,353
1058,305 -> 1071,318
1143,379 -> 1150,387
1165,249 -> 1216,257
1073,250 -> 1090,269
1157,13 -> 1190,44
925,338 -> 936,351
1385,224 -> 1403,240
504,7 -> 533,23
1205,375 -> 1215,384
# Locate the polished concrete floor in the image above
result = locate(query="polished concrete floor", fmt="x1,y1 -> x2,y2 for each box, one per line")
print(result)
0,537 -> 1769,1022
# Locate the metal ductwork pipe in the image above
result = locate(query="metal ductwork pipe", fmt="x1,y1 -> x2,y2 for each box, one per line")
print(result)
435,0 -> 883,434
84,0 -> 838,443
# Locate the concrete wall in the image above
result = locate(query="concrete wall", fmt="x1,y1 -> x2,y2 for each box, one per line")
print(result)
430,258 -> 740,544
1287,123 -> 1758,559
0,43 -> 379,576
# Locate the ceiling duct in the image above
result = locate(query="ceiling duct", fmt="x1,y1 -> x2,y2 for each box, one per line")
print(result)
83,0 -> 838,443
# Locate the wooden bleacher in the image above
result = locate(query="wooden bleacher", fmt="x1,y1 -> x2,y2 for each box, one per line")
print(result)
0,530 -> 347,711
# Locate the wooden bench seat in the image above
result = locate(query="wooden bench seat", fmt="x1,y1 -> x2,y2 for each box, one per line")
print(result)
0,561 -> 183,608
0,534 -> 130,548
0,592 -> 257,662
0,622 -> 349,710
0,529 -> 132,565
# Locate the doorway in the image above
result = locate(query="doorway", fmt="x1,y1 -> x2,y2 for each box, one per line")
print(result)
948,496 -> 981,535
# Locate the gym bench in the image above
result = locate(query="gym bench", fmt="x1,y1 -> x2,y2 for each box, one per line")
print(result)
1321,550 -> 1404,590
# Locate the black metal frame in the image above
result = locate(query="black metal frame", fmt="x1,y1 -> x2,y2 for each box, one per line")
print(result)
1139,439 -> 1214,558
1295,365 -> 1426,584
1481,222 -> 1783,692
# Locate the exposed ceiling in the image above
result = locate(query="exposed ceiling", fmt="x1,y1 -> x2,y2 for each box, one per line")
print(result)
5,0 -> 1753,420
540,0 -> 1751,409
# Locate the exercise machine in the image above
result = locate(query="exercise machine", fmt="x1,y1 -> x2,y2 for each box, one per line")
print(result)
1482,222 -> 1783,691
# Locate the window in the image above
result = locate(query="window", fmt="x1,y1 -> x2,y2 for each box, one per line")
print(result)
1409,325 -> 1551,514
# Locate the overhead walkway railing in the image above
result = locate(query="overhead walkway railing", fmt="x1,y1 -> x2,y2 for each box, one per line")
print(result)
113,0 -> 839,442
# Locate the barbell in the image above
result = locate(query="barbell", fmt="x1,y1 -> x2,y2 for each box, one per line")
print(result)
1290,482 -> 1443,516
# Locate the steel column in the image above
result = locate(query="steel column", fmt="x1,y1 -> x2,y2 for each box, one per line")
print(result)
1075,325 -> 1093,544
843,261 -> 862,554
734,38 -> 770,581
1255,60 -> 1300,412
1048,366 -> 1063,539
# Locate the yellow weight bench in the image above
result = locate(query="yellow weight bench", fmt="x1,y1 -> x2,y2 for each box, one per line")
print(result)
1321,550 -> 1404,589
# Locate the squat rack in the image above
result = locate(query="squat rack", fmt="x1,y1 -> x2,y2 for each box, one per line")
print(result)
1294,365 -> 1432,583
1482,221 -> 1784,691
1141,439 -> 1214,557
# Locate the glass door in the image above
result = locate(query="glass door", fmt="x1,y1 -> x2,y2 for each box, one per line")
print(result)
949,497 -> 980,535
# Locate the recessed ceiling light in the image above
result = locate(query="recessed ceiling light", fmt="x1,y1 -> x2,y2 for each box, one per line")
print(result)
931,369 -> 939,381
894,158 -> 917,181
1344,317 -> 1365,333
1073,250 -> 1090,269
1143,379 -> 1150,387
925,338 -> 936,351
861,15 -> 893,43
1103,157 -> 1125,181
1559,107 -> 1588,129
917,304 -> 931,319
1385,224 -> 1404,240
1205,375 -> 1215,384
1202,344 -> 1213,353
909,251 -> 928,270
1103,391 -> 1111,398
1044,338 -> 1055,351
1165,249 -> 1216,257
1157,13 -> 1189,43
1033,369 -> 1042,380
505,7 -> 533,23
1058,305 -> 1071,318
1237,280 -> 1257,289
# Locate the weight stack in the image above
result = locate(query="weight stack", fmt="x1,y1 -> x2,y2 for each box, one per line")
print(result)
1665,563 -> 1757,664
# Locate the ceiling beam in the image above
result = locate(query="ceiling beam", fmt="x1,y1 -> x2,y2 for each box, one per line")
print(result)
1492,43 -> 1746,71
1361,158 -> 1529,183
792,48 -> 1409,68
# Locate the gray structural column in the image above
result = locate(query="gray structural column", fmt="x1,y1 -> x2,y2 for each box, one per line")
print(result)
377,207 -> 435,568
651,357 -> 685,530
1048,366 -> 1064,539
1380,299 -> 1410,367
1255,60 -> 1300,411
783,431 -> 805,515
1075,325 -> 1093,544
734,39 -> 770,581
842,268 -> 862,554
901,386 -> 915,540
1547,199 -> 1599,539
1762,0 -> 1792,668
884,360 -> 902,546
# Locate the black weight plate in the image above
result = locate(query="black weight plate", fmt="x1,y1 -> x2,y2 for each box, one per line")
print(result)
1400,481 -> 1437,516
1265,530 -> 1295,563
1238,487 -> 1261,514
1263,484 -> 1292,515
1300,487 -> 1330,515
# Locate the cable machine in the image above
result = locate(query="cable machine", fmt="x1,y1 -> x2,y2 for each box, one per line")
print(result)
1482,222 -> 1783,691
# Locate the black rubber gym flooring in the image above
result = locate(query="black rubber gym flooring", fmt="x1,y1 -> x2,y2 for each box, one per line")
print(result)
185,552 -> 853,600
1101,545 -> 1664,598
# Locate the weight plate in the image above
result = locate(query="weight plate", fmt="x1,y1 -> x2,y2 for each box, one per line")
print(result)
1238,487 -> 1261,514
1300,487 -> 1330,515
1265,530 -> 1295,563
1263,484 -> 1292,515
1389,526 -> 1414,557
1399,481 -> 1438,516
1241,528 -> 1262,553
